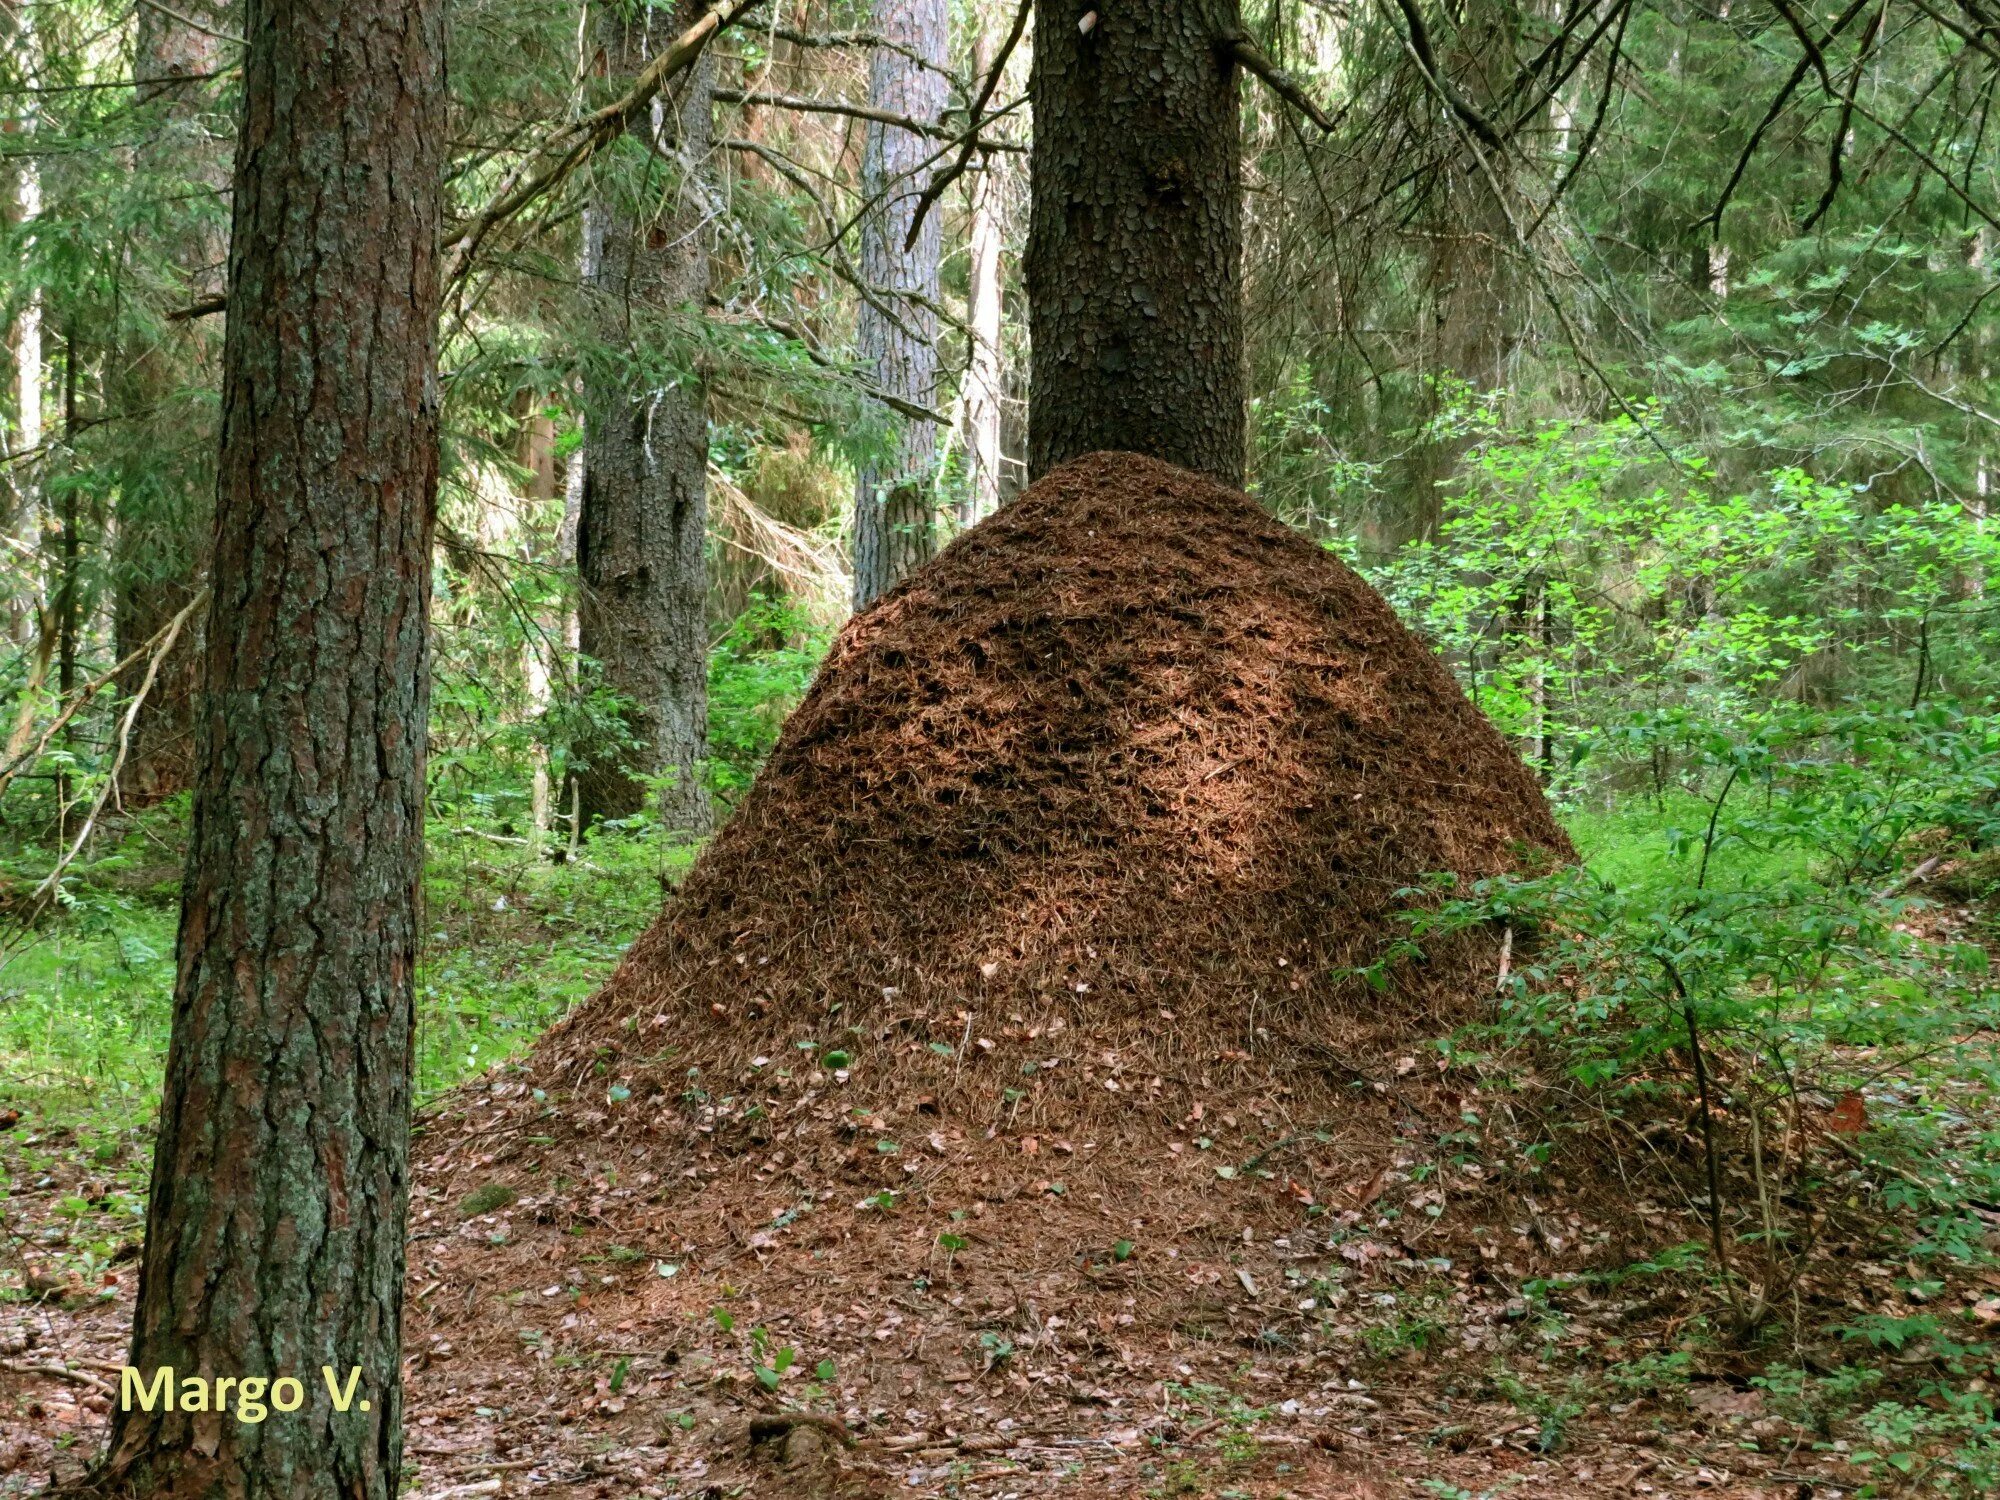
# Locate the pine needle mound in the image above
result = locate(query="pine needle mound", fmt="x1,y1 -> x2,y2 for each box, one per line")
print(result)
410,453 -> 1579,1477
507,451 -> 1571,1137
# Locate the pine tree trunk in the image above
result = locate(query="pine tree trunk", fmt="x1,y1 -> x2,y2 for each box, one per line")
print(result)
851,0 -> 948,608
962,141 -> 1007,524
575,0 -> 714,834
98,0 -> 445,1493
1026,0 -> 1245,485
112,0 -> 228,806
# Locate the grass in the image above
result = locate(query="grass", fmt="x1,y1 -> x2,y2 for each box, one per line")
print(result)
1563,790 -> 1814,897
0,809 -> 690,1139
1,597 -> 825,1140
3,786 -> 1983,1145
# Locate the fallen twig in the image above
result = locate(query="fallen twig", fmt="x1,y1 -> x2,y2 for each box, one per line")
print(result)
1875,854 -> 1942,901
1,1358 -> 117,1398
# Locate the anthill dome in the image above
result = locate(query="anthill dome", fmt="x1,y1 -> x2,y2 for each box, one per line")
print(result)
521,450 -> 1571,1124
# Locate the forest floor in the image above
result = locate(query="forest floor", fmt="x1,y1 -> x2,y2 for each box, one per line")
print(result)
0,1091 -> 1951,1500
3,818 -> 1996,1499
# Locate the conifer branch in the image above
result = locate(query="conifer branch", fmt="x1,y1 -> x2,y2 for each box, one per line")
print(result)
1219,29 -> 1338,133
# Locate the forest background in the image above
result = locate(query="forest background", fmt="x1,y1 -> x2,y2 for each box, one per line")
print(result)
3,0 -> 2000,1489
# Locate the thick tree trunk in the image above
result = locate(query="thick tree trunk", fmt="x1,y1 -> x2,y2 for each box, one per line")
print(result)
98,0 -> 445,1494
962,142 -> 1006,524
1026,0 -> 1244,485
575,0 -> 714,834
112,0 -> 228,806
851,0 -> 948,608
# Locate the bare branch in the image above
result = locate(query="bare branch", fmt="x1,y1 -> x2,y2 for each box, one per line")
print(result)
1847,90 -> 2000,232
1801,0 -> 1891,231
1697,0 -> 1875,235
440,0 -> 765,288
1221,29 -> 1338,134
901,0 -> 1032,251
759,25 -> 957,80
713,86 -> 1021,148
0,593 -> 204,802
23,590 -> 204,910
1767,0 -> 1833,89
1382,0 -> 1507,152
1527,0 -> 1632,237
749,314 -> 948,425
135,0 -> 244,47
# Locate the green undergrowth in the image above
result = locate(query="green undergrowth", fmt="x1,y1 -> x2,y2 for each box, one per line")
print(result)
0,812 -> 684,1140
0,599 -> 826,1139
1407,701 -> 2000,1493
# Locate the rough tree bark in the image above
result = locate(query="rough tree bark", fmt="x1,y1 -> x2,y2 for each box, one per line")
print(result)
851,0 -> 948,608
111,0 -> 228,805
575,0 -> 715,834
1026,0 -> 1245,485
96,0 -> 446,1494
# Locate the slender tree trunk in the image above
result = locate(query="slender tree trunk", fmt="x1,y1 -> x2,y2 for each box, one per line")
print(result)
3,0 -> 43,649
1026,0 -> 1245,485
558,431 -> 584,853
112,0 -> 228,806
98,0 -> 446,1494
851,0 -> 948,607
53,322 -> 78,833
516,393 -> 559,853
575,0 -> 714,835
962,138 -> 1006,524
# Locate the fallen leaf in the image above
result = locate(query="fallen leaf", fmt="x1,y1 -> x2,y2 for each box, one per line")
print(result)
1828,1091 -> 1867,1135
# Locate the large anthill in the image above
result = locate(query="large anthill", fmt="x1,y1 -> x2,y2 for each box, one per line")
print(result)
443,451 -> 1569,1166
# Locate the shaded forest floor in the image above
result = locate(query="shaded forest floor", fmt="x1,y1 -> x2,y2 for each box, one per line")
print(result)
5,817 -> 2000,1497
